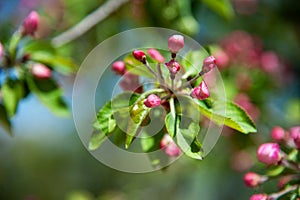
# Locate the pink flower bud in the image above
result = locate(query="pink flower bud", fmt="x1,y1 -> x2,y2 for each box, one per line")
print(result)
168,34 -> 184,54
257,143 -> 282,165
244,172 -> 265,188
289,126 -> 300,149
22,11 -> 39,36
0,42 -> 4,59
249,194 -> 268,200
270,126 -> 286,142
214,50 -> 229,68
160,134 -> 181,157
147,48 -> 165,63
144,94 -> 161,108
202,56 -> 217,73
31,63 -> 51,79
112,61 -> 126,75
191,81 -> 210,100
165,60 -> 180,74
132,50 -> 146,63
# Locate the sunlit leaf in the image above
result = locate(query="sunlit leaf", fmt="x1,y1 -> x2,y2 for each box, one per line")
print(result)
0,105 -> 12,136
26,75 -> 69,117
2,79 -> 24,117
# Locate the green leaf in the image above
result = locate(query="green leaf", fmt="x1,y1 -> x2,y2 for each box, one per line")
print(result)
201,0 -> 235,21
95,92 -> 140,133
30,52 -> 77,75
2,79 -> 24,117
26,75 -> 69,117
91,92 -> 140,150
267,165 -> 285,177
192,96 -> 256,134
124,54 -> 155,78
165,98 -> 203,160
0,105 -> 12,136
23,40 -> 56,54
181,50 -> 208,79
125,89 -> 164,148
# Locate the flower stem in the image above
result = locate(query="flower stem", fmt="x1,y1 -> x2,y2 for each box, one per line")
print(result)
144,61 -> 159,78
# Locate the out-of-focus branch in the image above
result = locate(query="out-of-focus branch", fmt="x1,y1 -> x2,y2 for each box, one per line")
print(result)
52,0 -> 130,47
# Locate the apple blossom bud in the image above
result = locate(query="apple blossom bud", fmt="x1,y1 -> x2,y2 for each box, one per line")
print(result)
289,126 -> 300,149
270,126 -> 286,142
160,134 -> 181,157
202,56 -> 217,73
191,81 -> 210,100
249,194 -> 268,200
22,11 -> 39,36
147,48 -> 165,63
244,172 -> 266,188
144,94 -> 161,108
168,34 -> 184,54
133,50 -> 146,64
31,63 -> 51,79
257,143 -> 282,165
165,60 -> 180,75
112,61 -> 126,75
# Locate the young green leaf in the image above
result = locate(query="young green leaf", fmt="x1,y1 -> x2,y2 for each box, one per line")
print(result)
26,76 -> 69,117
181,50 -> 208,79
124,54 -> 155,78
0,105 -> 12,136
2,79 -> 24,117
124,89 -> 164,148
191,96 -> 257,134
30,52 -> 77,75
201,0 -> 235,21
91,92 -> 140,150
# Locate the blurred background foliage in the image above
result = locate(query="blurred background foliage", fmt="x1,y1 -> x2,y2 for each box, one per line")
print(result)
0,0 -> 299,199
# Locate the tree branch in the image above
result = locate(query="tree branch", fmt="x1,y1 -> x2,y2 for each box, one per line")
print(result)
52,0 -> 130,47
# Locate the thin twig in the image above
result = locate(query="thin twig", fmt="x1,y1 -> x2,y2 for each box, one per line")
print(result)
268,185 -> 299,200
52,0 -> 130,47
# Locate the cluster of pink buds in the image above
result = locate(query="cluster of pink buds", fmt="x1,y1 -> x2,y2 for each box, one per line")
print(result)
244,125 -> 300,199
109,34 -> 219,157
160,134 -> 181,157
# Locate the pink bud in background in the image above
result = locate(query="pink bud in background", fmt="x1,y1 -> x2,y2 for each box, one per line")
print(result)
160,134 -> 181,157
112,61 -> 126,75
168,35 -> 184,54
165,60 -> 180,74
132,50 -> 146,63
270,126 -> 286,142
260,51 -> 280,73
31,63 -> 51,79
249,194 -> 268,200
191,81 -> 210,100
147,48 -> 165,63
244,172 -> 265,188
214,50 -> 229,68
22,11 -> 39,36
144,94 -> 161,108
257,143 -> 282,165
0,42 -> 4,59
289,126 -> 300,149
119,73 -> 143,93
202,56 -> 217,73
